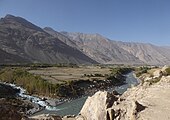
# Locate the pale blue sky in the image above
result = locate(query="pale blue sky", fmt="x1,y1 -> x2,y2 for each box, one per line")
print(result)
0,0 -> 170,45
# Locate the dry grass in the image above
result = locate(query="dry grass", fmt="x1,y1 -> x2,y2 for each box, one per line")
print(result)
28,66 -> 111,84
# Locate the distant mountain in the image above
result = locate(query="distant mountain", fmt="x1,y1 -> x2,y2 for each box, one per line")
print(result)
43,27 -> 79,49
113,41 -> 170,65
60,32 -> 143,64
0,14 -> 97,64
61,32 -> 170,65
1,14 -> 170,65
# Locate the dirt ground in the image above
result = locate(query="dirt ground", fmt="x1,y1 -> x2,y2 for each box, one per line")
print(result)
137,77 -> 170,120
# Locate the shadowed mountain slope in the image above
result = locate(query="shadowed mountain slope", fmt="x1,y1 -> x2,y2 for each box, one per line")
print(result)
0,15 -> 97,64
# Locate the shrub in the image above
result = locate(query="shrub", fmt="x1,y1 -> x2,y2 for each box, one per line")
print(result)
165,67 -> 170,75
94,74 -> 103,77
0,68 -> 58,97
135,66 -> 150,77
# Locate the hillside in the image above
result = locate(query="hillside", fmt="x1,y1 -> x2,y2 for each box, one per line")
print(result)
60,32 -> 143,64
0,49 -> 29,64
0,15 -> 97,64
61,32 -> 170,65
114,41 -> 170,65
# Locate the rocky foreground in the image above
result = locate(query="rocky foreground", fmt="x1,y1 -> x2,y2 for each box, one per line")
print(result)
11,66 -> 170,120
73,67 -> 170,120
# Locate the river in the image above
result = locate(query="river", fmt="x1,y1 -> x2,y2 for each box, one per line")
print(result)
33,72 -> 140,116
113,72 -> 139,94
1,72 -> 139,116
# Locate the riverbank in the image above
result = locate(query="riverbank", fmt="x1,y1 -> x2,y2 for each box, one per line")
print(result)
32,71 -> 139,117
0,70 -> 138,118
0,66 -> 130,98
0,66 -> 136,118
0,66 -> 133,99
0,82 -> 20,98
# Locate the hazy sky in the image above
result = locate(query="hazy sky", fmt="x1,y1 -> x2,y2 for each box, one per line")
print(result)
0,0 -> 170,45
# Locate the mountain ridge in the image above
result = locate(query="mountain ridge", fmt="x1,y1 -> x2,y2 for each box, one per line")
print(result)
0,14 -> 97,64
0,14 -> 170,65
60,31 -> 143,64
59,31 -> 170,65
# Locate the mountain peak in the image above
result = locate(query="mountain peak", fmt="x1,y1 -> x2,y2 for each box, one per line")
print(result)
44,27 -> 55,32
3,14 -> 25,21
4,14 -> 16,19
1,14 -> 43,32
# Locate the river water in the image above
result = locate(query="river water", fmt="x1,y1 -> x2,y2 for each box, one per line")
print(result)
1,72 -> 139,116
114,72 -> 139,94
33,72 -> 140,116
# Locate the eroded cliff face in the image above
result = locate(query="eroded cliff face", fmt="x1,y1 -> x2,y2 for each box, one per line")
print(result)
76,71 -> 170,120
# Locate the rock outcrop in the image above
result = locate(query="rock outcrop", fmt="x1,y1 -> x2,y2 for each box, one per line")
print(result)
76,91 -> 118,120
77,89 -> 146,120
152,66 -> 168,78
76,72 -> 170,120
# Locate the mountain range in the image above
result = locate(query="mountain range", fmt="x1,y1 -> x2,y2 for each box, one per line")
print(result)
0,14 -> 96,64
0,14 -> 170,65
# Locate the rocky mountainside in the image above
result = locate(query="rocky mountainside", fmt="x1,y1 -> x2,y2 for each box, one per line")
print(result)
43,27 -> 79,49
0,49 -> 29,64
1,14 -> 170,65
60,32 -> 143,64
114,41 -> 170,65
60,32 -> 170,65
0,15 -> 97,64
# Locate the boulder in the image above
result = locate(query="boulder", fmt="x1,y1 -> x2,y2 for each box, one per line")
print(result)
153,69 -> 162,78
77,91 -> 118,120
107,100 -> 146,120
77,88 -> 147,120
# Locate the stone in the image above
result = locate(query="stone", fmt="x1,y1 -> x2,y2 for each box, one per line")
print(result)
78,91 -> 118,120
153,69 -> 162,78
